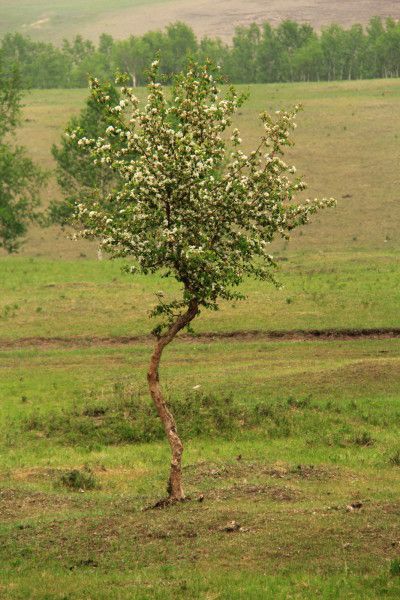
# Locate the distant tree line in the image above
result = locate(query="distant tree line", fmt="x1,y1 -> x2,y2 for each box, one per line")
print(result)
1,17 -> 400,88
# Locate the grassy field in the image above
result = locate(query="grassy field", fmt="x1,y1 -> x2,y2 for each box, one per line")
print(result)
1,0 -> 399,43
1,78 -> 399,598
12,78 -> 400,259
0,0 -> 163,42
0,251 -> 399,340
1,337 -> 400,598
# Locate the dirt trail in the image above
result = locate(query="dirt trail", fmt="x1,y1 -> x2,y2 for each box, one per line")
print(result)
0,328 -> 399,349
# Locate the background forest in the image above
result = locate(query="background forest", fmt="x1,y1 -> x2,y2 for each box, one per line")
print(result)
2,17 -> 400,88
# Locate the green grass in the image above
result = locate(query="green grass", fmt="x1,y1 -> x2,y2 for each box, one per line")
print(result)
0,0 -> 165,42
1,79 -> 400,597
1,337 -> 400,598
0,251 -> 399,339
10,79 -> 400,259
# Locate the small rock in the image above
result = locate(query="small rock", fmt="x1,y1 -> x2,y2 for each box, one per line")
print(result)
346,501 -> 363,512
222,520 -> 241,532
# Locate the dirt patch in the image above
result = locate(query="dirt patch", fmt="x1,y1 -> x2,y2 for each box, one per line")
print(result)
0,488 -> 92,522
281,463 -> 339,480
184,460 -> 341,489
1,327 -> 399,350
206,482 -> 301,502
11,467 -> 62,482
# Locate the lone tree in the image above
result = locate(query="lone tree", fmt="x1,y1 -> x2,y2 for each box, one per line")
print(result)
0,54 -> 45,253
73,61 -> 334,501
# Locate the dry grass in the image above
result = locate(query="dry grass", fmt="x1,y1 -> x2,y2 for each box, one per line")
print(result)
1,0 -> 399,43
8,78 -> 400,260
83,0 -> 400,43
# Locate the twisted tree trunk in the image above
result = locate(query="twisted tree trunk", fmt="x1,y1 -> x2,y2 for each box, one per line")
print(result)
147,298 -> 199,501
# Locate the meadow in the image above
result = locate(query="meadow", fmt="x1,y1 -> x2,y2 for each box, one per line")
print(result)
1,337 -> 400,598
0,0 -> 163,42
15,78 -> 400,258
0,79 -> 399,598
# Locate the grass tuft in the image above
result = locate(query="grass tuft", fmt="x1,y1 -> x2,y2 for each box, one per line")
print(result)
390,559 -> 400,577
58,467 -> 98,490
389,450 -> 400,467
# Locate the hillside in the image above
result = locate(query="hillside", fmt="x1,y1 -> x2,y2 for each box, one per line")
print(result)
11,79 -> 400,260
1,0 -> 400,43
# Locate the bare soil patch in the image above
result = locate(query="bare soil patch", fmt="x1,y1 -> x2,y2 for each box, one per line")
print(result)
1,327 -> 399,350
206,482 -> 301,502
0,488 -> 92,522
184,460 -> 341,485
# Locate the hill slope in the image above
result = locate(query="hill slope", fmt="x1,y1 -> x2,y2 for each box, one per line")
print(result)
12,79 -> 400,259
1,0 -> 399,43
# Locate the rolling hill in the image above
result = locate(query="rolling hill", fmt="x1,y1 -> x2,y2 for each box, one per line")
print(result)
12,79 -> 400,259
0,0 -> 400,43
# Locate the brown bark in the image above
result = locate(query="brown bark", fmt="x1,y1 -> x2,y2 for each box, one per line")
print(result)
147,298 -> 199,501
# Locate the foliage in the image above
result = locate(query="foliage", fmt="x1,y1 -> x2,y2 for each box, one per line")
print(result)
50,84 -> 122,226
2,18 -> 400,89
73,61 -> 334,333
0,33 -> 72,88
0,52 -> 45,252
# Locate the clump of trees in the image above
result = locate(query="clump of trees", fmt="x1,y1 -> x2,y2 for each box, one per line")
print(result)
0,52 -> 45,253
71,61 -> 335,501
2,17 -> 400,89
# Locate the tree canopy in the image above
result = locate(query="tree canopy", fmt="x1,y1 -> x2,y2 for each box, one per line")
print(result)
0,53 -> 45,253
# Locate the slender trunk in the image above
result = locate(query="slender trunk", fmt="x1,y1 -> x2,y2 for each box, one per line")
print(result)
147,298 -> 199,500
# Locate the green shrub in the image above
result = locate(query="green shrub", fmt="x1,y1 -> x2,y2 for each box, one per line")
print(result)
58,468 -> 98,490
